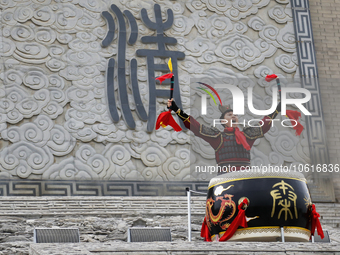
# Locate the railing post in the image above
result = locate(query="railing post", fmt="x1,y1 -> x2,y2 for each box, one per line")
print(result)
186,187 -> 191,242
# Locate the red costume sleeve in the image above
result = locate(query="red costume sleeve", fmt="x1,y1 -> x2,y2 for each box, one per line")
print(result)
245,116 -> 273,148
183,116 -> 222,150
261,116 -> 273,134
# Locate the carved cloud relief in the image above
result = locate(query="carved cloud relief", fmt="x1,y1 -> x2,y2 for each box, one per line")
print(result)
0,0 -> 307,181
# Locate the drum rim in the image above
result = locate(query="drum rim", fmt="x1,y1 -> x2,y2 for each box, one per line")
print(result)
211,226 -> 311,242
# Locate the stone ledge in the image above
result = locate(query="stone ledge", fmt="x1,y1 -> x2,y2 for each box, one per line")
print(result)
29,241 -> 340,255
0,198 -> 336,227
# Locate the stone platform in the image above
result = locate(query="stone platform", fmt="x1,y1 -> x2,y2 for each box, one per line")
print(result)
29,241 -> 340,255
0,197 -> 336,254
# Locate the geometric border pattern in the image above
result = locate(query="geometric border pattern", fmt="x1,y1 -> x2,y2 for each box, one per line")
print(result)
290,0 -> 335,202
290,0 -> 330,166
0,180 -> 209,196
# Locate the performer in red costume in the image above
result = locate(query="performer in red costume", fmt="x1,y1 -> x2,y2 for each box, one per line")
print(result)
167,98 -> 281,175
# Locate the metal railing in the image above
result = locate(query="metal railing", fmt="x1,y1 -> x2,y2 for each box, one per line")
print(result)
186,187 -> 206,242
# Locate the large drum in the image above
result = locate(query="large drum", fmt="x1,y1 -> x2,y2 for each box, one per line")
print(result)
206,171 -> 312,242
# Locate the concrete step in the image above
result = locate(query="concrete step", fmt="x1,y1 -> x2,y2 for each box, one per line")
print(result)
0,197 -> 336,254
29,241 -> 340,255
308,183 -> 335,202
0,197 -> 338,230
0,197 -> 337,218
0,197 -> 206,216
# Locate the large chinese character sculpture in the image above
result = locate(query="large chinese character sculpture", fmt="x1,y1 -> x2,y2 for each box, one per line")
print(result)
137,4 -> 185,132
102,5 -> 147,130
102,4 -> 185,132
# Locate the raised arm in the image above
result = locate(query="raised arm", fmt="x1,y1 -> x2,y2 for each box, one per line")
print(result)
167,99 -> 222,150
243,103 -> 281,147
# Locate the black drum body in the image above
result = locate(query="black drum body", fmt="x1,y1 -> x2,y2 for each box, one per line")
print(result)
206,171 -> 312,241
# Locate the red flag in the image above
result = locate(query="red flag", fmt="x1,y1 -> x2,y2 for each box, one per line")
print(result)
286,110 -> 303,136
311,204 -> 324,239
265,74 -> 278,82
155,110 -> 182,132
200,217 -> 212,242
219,198 -> 249,242
155,73 -> 173,84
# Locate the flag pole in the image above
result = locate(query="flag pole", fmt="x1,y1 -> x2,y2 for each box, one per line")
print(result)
170,75 -> 174,100
276,77 -> 281,121
276,77 -> 281,102
154,58 -> 182,132
265,74 -> 303,136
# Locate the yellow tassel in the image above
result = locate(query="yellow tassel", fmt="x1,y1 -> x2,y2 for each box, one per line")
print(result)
168,58 -> 172,73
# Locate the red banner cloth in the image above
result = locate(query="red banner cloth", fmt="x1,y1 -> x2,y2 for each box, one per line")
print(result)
311,204 -> 324,239
219,198 -> 249,242
155,73 -> 173,84
285,110 -> 303,136
155,110 -> 182,132
200,217 -> 212,242
265,74 -> 278,82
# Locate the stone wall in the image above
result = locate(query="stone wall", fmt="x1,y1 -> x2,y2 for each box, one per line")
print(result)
309,0 -> 340,201
0,197 -> 335,254
0,0 -> 313,185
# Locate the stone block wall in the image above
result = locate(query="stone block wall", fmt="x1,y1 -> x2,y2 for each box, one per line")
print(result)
309,0 -> 340,201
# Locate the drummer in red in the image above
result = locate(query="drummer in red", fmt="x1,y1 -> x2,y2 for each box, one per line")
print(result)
167,98 -> 280,175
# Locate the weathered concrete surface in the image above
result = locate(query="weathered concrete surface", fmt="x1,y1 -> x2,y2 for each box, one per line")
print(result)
29,241 -> 340,255
0,197 -> 336,254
